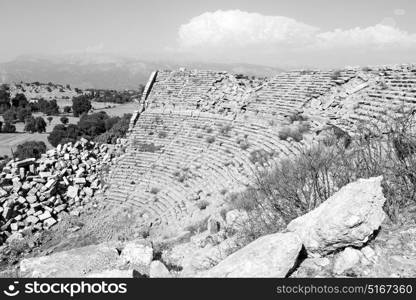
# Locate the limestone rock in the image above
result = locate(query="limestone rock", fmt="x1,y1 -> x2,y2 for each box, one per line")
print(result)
333,247 -> 362,275
149,261 -> 171,278
203,232 -> 302,277
19,242 -> 120,277
120,240 -> 153,272
287,176 -> 386,257
86,269 -> 135,278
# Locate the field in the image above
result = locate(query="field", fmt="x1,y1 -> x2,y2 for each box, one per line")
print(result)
0,101 -> 138,156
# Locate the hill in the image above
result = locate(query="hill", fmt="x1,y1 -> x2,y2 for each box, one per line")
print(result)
0,54 -> 284,90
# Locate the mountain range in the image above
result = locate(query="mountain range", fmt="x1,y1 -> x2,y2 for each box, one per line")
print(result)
0,54 -> 284,90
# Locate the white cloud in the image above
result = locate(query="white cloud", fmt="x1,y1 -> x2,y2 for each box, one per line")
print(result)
316,24 -> 416,49
177,10 -> 416,51
178,10 -> 318,48
85,43 -> 104,53
394,8 -> 406,16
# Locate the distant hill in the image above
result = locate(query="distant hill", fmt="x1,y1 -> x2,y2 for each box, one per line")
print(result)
0,54 -> 284,90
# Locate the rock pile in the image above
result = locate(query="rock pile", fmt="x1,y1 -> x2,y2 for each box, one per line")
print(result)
0,138 -> 116,245
201,176 -> 387,277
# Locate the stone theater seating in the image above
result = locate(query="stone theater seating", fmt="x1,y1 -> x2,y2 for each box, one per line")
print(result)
106,65 -> 416,231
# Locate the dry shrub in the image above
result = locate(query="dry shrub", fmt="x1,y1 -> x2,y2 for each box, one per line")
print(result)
229,111 -> 416,241
278,122 -> 310,142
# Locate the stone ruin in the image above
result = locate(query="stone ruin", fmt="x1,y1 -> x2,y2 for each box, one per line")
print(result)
0,138 -> 122,244
106,64 -> 416,234
4,64 -> 416,277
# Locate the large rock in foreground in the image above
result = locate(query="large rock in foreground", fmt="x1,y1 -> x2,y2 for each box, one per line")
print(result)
287,176 -> 386,257
19,242 -> 121,277
19,239 -> 153,277
203,232 -> 302,277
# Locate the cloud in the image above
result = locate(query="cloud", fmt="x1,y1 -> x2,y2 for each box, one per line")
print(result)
316,24 -> 416,49
178,10 -> 318,49
177,10 -> 416,51
85,43 -> 104,53
394,8 -> 406,16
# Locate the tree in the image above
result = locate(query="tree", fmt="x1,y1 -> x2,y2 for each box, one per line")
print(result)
15,141 -> 46,160
24,116 -> 37,133
45,100 -> 59,115
47,116 -> 53,125
2,123 -> 16,133
77,111 -> 108,139
2,109 -> 16,124
16,107 -> 32,122
11,93 -> 28,108
104,116 -> 120,131
48,123 -> 80,147
63,106 -> 71,114
35,116 -> 47,133
0,85 -> 11,113
72,95 -> 92,117
60,116 -> 69,125
95,113 -> 132,144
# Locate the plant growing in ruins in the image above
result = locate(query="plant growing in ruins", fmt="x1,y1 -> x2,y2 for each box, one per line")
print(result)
138,142 -> 162,152
237,138 -> 250,150
330,70 -> 342,80
195,199 -> 210,210
150,187 -> 160,194
158,131 -> 168,138
228,111 -> 416,243
206,136 -> 216,144
278,122 -> 310,142
219,124 -> 233,136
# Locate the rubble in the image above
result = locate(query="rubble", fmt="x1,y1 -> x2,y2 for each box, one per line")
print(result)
0,139 -> 118,245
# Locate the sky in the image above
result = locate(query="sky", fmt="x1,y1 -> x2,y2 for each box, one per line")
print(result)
1,0 -> 416,68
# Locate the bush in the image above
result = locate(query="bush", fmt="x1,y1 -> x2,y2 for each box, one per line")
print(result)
72,95 -> 92,117
17,107 -> 32,122
2,109 -> 16,123
60,116 -> 69,125
219,124 -> 232,136
35,116 -> 47,133
0,85 -> 11,113
138,142 -> 162,152
104,116 -> 120,131
1,123 -> 16,133
158,131 -> 168,138
330,70 -> 342,80
229,111 -> 416,242
24,116 -> 46,133
63,106 -> 72,114
11,93 -> 28,108
150,187 -> 160,194
77,111 -> 108,139
278,122 -> 310,142
47,116 -> 53,124
24,116 -> 37,133
15,141 -> 47,160
95,114 -> 131,144
48,124 -> 80,147
206,136 -> 215,144
31,99 -> 60,115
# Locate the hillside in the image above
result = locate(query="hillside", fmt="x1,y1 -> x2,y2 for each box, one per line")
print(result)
0,54 -> 284,90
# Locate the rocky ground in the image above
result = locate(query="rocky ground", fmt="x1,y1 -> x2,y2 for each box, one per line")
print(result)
6,175 -> 416,278
0,138 -> 128,275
